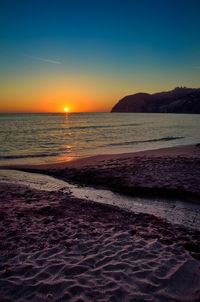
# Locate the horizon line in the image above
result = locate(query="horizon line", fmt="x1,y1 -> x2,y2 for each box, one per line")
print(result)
0,111 -> 110,114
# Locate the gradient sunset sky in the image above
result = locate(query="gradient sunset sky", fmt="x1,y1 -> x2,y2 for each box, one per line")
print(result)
0,0 -> 200,112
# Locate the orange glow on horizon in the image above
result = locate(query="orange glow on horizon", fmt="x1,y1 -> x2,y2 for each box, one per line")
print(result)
1,60 -> 200,113
0,73 -> 115,113
1,69 -> 176,113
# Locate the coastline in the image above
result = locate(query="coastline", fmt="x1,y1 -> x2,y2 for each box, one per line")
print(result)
1,143 -> 199,170
5,144 -> 199,201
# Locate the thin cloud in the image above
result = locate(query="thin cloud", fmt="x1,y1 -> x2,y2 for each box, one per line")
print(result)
24,54 -> 61,65
192,66 -> 200,69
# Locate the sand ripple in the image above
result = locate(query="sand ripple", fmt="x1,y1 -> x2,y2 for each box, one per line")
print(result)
0,183 -> 200,301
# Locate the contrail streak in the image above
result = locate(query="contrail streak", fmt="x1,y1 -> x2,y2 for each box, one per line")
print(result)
24,54 -> 61,65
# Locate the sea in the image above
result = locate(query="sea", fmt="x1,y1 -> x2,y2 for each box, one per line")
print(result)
0,113 -> 199,165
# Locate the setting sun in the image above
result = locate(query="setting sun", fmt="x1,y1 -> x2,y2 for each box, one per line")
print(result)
64,107 -> 69,113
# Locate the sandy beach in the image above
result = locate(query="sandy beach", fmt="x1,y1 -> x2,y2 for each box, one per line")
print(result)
11,144 -> 200,200
1,144 -> 200,301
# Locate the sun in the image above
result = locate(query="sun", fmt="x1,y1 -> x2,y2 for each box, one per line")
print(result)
64,107 -> 69,113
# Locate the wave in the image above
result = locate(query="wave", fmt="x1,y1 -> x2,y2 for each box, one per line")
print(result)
118,123 -> 141,127
108,136 -> 184,147
66,123 -> 140,130
0,123 -> 141,135
0,152 -> 61,160
30,123 -> 140,132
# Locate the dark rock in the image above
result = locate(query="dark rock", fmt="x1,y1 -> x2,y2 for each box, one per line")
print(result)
111,87 -> 200,113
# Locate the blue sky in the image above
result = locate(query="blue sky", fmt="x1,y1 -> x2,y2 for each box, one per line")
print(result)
0,0 -> 200,112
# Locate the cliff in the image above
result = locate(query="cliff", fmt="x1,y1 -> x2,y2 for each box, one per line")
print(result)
111,87 -> 200,113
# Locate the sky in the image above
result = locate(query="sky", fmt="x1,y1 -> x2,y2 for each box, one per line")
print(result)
0,0 -> 200,112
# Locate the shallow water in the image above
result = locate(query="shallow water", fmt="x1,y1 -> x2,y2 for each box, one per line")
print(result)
0,113 -> 200,165
0,169 -> 199,230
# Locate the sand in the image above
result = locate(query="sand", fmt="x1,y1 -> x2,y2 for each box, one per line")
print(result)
0,183 -> 200,302
1,144 -> 200,301
14,144 -> 200,200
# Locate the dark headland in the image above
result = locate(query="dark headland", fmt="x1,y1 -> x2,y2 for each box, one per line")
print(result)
111,87 -> 200,113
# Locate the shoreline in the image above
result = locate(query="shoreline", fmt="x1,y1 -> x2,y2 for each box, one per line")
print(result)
0,143 -> 199,169
0,169 -> 200,230
4,144 -> 199,202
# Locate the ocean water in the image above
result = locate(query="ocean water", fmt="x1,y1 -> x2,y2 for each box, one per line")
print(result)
0,113 -> 199,165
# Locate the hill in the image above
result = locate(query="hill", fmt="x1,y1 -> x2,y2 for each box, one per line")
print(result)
111,87 -> 200,113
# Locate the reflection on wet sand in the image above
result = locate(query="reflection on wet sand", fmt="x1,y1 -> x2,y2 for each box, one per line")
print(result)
0,169 -> 199,230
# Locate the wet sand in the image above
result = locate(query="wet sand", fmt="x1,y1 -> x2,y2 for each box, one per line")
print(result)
14,144 -> 200,200
0,169 -> 200,230
1,144 -> 200,301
